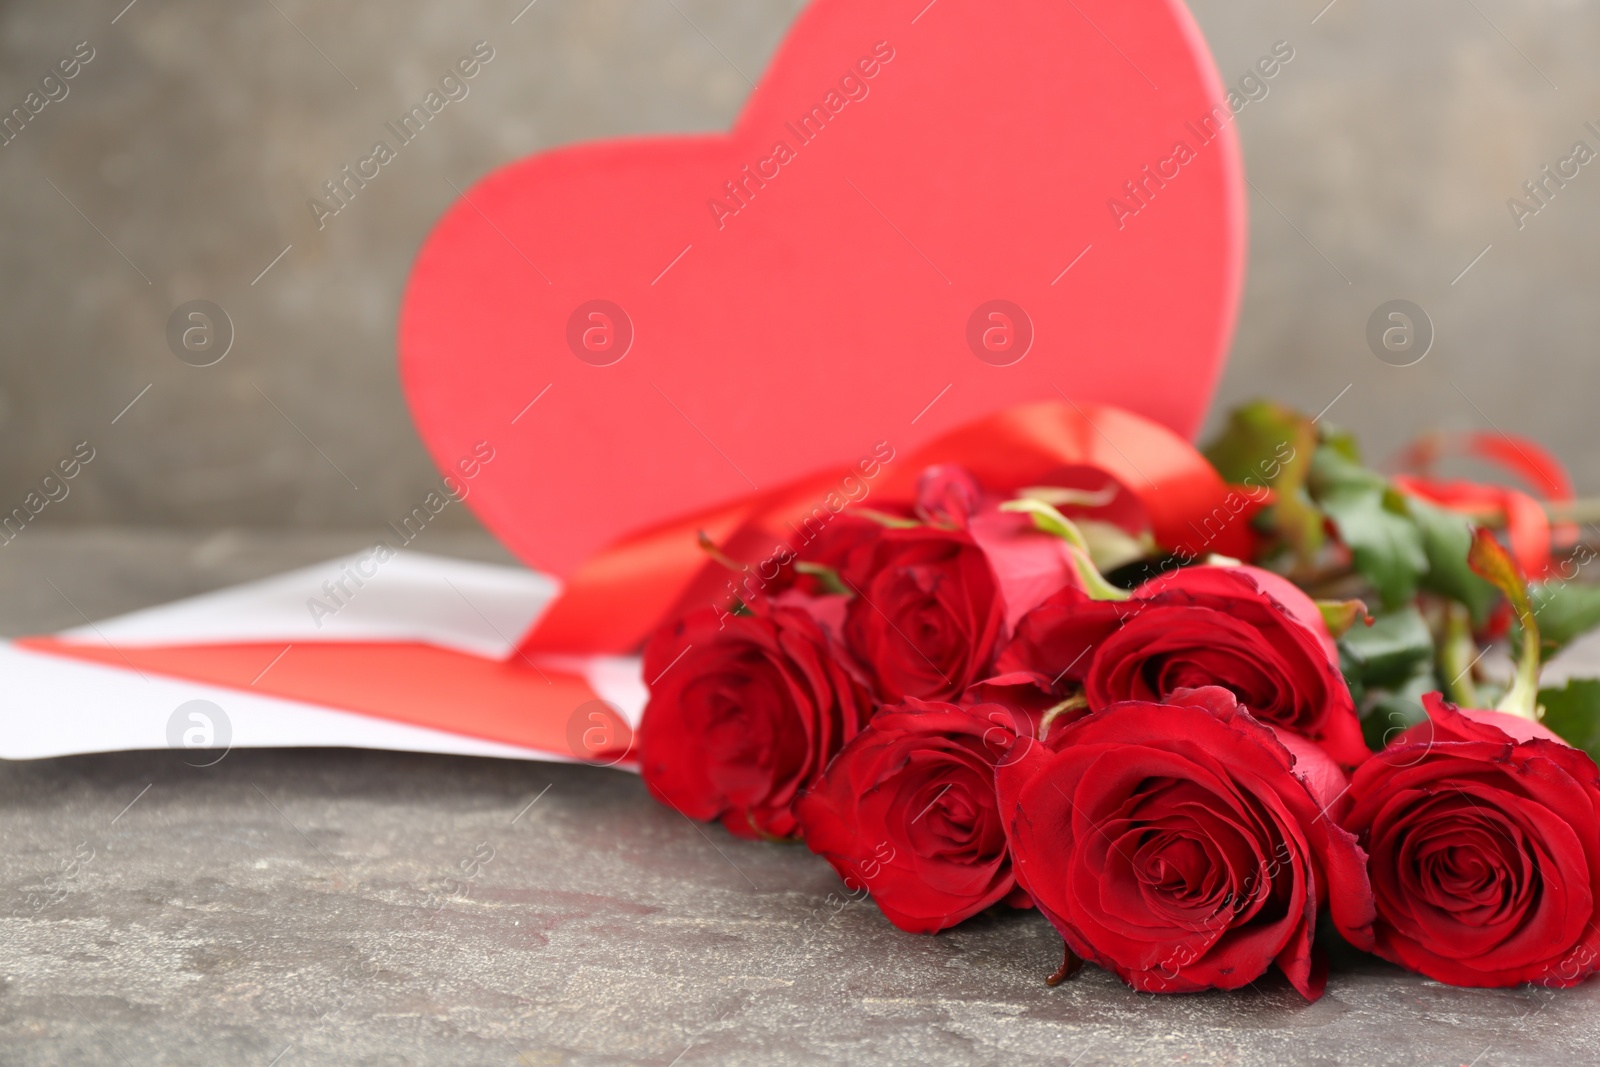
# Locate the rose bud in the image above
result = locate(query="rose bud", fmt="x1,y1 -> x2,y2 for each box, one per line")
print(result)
839,525 -> 1007,703
915,466 -> 1105,632
997,563 -> 1370,769
914,463 -> 983,528
786,511 -> 898,597
966,502 -> 1095,633
796,700 -> 1035,933
637,604 -> 870,840
997,686 -> 1375,999
797,469 -> 1088,702
1335,531 -> 1600,987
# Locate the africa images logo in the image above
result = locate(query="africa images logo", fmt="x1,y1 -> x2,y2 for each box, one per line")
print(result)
705,40 -> 896,231
1106,41 -> 1295,230
307,41 -> 495,229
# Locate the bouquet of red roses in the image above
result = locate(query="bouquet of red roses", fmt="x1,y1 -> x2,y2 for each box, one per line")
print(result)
632,399 -> 1600,999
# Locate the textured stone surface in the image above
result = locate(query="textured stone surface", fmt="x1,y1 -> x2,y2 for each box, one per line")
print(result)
1,0 -> 1599,534
4,531 -> 1600,1066
5,0 -> 1600,1060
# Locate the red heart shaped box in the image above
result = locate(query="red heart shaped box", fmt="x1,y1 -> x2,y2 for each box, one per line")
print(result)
400,0 -> 1243,580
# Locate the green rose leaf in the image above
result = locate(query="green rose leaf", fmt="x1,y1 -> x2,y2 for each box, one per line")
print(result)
1360,662 -> 1437,753
1203,400 -> 1322,561
1317,598 -> 1371,639
1311,448 -> 1428,610
1203,399 -> 1301,486
1409,498 -> 1498,626
1338,605 -> 1435,691
1538,679 -> 1600,765
1528,580 -> 1600,656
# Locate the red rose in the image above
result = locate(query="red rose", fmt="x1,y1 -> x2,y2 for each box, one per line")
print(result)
841,526 -> 1006,703
637,604 -> 870,840
787,511 -> 901,598
915,463 -> 1087,631
1336,693 -> 1600,987
997,687 -> 1375,999
997,563 -> 1369,768
795,700 -> 1032,933
963,671 -> 1070,725
913,464 -> 984,528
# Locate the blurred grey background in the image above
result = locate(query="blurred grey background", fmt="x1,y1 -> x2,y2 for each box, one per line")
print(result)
1,0 -> 1596,541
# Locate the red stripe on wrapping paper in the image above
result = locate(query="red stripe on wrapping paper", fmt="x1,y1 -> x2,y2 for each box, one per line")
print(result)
16,637 -> 632,763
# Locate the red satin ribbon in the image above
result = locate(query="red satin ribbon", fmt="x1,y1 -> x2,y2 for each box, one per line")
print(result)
1394,429 -> 1577,577
18,400 -> 1247,761
522,399 -> 1256,655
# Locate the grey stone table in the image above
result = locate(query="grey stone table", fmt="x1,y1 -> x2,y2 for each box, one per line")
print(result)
3,530 -> 1598,1067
